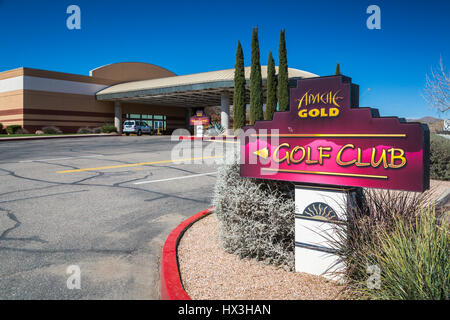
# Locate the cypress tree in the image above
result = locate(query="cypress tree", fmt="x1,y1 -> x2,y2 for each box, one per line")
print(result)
335,63 -> 341,75
277,29 -> 289,112
265,51 -> 277,120
250,27 -> 264,125
233,41 -> 246,130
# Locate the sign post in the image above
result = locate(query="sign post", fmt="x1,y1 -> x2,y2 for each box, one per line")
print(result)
190,110 -> 210,137
240,75 -> 430,277
294,185 -> 360,277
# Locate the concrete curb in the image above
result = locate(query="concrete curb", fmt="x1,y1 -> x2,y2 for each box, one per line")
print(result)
0,133 -> 121,142
160,207 -> 213,300
178,136 -> 238,141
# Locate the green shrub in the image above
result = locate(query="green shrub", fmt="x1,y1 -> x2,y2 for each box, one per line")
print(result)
0,123 -> 3,134
101,124 -> 117,133
374,206 -> 448,299
77,127 -> 93,134
328,188 -> 450,299
15,128 -> 29,134
92,127 -> 102,134
205,123 -> 224,136
430,134 -> 450,181
6,125 -> 22,135
213,160 -> 295,270
42,126 -> 62,134
346,205 -> 449,300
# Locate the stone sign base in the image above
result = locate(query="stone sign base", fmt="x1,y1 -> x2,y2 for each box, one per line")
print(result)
194,125 -> 204,137
295,185 -> 361,279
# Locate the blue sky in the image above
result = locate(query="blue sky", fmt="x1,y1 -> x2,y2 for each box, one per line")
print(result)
0,0 -> 448,119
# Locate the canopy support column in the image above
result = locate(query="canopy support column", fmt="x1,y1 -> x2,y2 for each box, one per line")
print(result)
114,102 -> 122,134
221,91 -> 230,134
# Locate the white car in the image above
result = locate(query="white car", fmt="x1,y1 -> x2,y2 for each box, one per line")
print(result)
123,120 -> 154,136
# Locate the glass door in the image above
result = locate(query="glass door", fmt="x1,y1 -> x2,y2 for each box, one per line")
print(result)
154,120 -> 163,130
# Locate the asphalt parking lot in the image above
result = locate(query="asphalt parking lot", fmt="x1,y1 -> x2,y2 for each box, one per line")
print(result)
0,135 -> 225,299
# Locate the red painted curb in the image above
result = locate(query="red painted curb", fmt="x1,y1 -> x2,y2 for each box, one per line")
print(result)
178,136 -> 203,141
179,136 -> 238,141
0,133 -> 121,142
160,207 -> 213,300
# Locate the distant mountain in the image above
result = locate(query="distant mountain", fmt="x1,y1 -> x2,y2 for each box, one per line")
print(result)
406,116 -> 443,124
407,116 -> 446,133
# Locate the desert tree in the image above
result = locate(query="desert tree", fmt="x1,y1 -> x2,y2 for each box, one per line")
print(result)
233,41 -> 246,130
265,51 -> 277,120
278,29 -> 289,112
423,57 -> 450,114
250,27 -> 264,125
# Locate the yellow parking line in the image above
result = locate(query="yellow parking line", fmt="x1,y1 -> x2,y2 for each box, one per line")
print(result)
57,155 -> 223,173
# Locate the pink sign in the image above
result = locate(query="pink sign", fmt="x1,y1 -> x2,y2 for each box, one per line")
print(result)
240,76 -> 430,192
190,116 -> 210,126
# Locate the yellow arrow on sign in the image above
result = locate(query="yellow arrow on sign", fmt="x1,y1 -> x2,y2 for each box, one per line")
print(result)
253,147 -> 269,159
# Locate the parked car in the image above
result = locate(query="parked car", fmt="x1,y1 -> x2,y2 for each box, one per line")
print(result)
123,120 -> 154,136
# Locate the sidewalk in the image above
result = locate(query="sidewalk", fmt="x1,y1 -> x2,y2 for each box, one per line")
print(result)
0,133 -> 120,142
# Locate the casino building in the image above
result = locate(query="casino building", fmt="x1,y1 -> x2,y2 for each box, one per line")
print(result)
0,62 -> 316,134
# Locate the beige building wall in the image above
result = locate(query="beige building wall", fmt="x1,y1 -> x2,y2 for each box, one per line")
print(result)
0,90 -> 24,127
0,67 -> 116,133
0,63 -> 187,133
23,90 -> 115,133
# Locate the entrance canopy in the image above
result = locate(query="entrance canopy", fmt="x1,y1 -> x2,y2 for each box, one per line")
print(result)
96,66 -> 317,107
